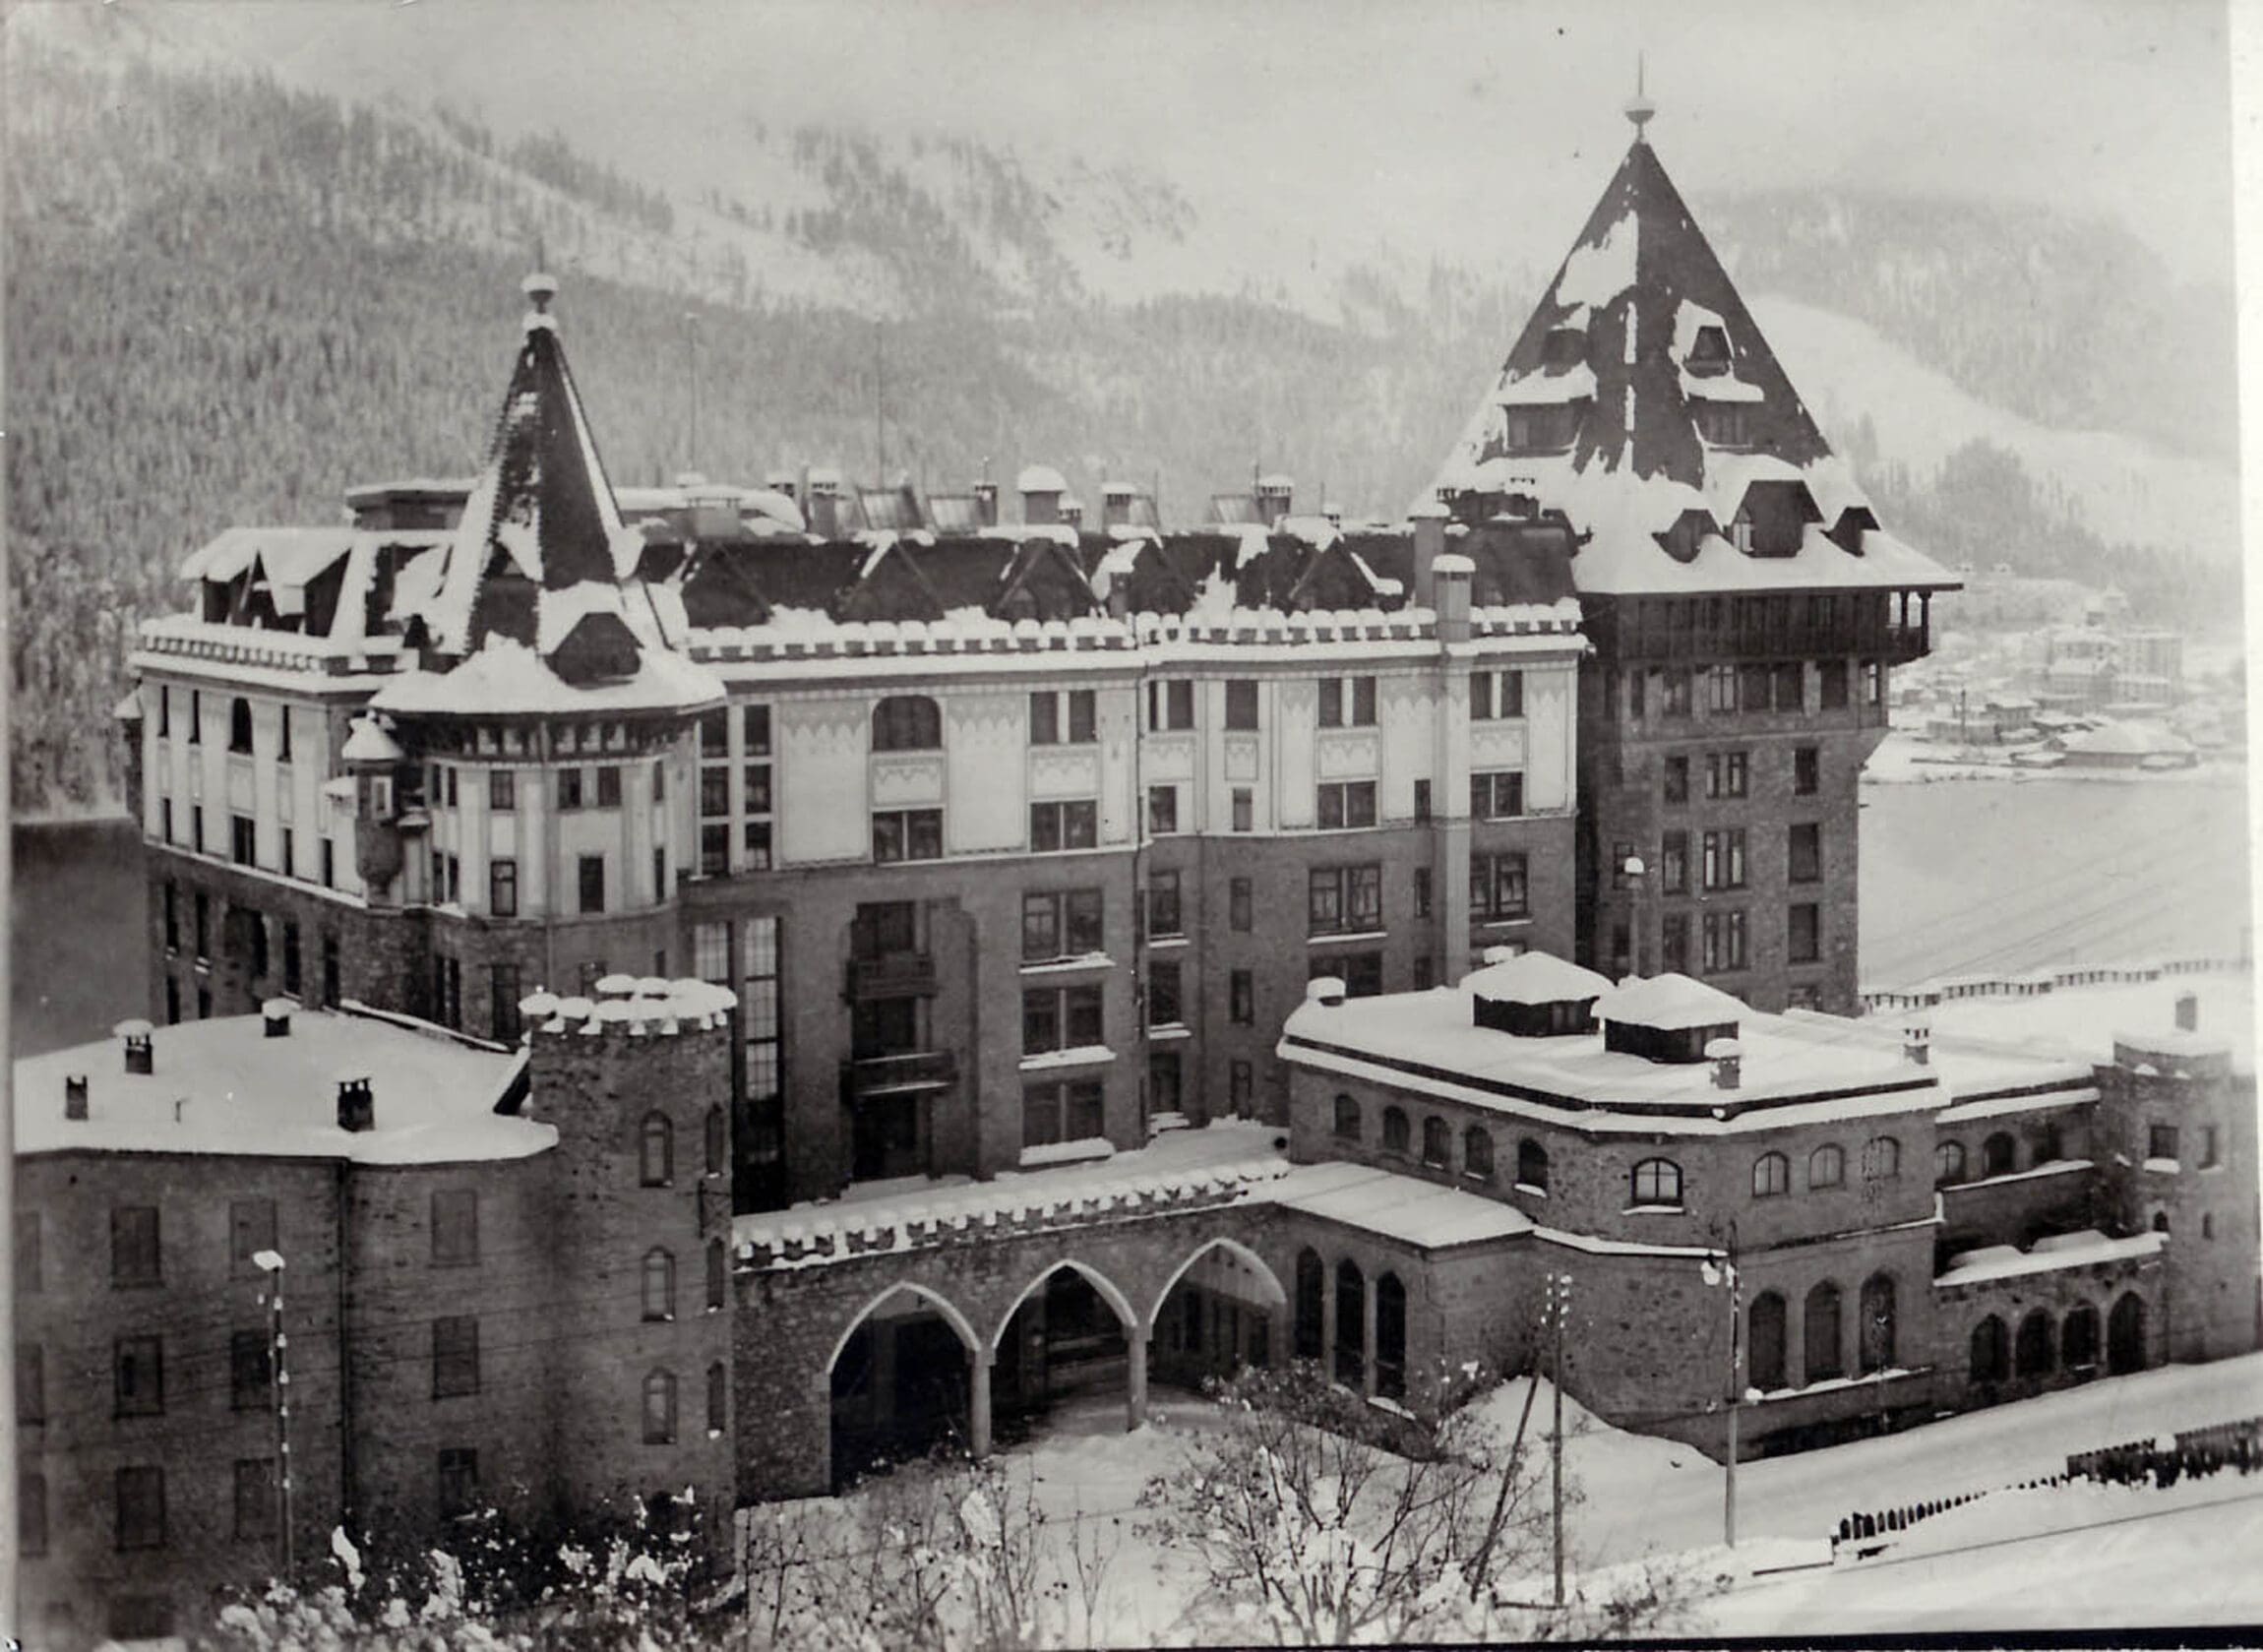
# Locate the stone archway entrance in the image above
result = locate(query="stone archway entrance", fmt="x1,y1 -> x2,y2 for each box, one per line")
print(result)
1151,1239 -> 1286,1390
993,1262 -> 1139,1439
2108,1292 -> 2148,1376
827,1284 -> 977,1490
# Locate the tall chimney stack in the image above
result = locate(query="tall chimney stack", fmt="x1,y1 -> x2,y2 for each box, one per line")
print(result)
1433,552 -> 1474,645
65,1074 -> 89,1121
1411,500 -> 1448,609
1904,1022 -> 1931,1068
116,1018 -> 154,1076
1708,1037 -> 1743,1090
336,1074 -> 375,1133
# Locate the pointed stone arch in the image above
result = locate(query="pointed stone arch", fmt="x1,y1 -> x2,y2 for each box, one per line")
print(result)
824,1281 -> 982,1375
988,1257 -> 1138,1354
1144,1237 -> 1288,1333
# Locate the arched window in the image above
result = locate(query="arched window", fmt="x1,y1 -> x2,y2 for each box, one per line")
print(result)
1517,1139 -> 1550,1192
2108,1293 -> 2147,1375
1332,1095 -> 1362,1141
1631,1158 -> 1682,1208
1970,1315 -> 2009,1384
1294,1248 -> 1325,1361
2015,1309 -> 2053,1377
706,1361 -> 728,1434
705,1239 -> 727,1311
1334,1260 -> 1366,1387
2061,1304 -> 2101,1370
642,1369 -> 678,1444
1982,1132 -> 2017,1178
1862,1135 -> 1901,1181
228,697 -> 255,755
1381,1107 -> 1410,1155
642,1248 -> 676,1321
1859,1273 -> 1897,1374
641,1113 -> 674,1187
1751,1152 -> 1790,1198
2151,1209 -> 2171,1234
1804,1281 -> 1844,1381
1808,1143 -> 1844,1190
1421,1117 -> 1451,1169
2039,1120 -> 2064,1163
1934,1141 -> 1966,1186
872,695 -> 943,752
704,1105 -> 726,1177
1748,1291 -> 1788,1391
1375,1273 -> 1407,1400
1463,1127 -> 1496,1181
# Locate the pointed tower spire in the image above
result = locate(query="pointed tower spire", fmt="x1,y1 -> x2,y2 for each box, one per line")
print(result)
1624,53 -> 1656,144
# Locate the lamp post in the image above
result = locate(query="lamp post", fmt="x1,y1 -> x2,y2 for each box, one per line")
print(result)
253,1250 -> 293,1579
1621,855 -> 1648,977
1703,1220 -> 1742,1547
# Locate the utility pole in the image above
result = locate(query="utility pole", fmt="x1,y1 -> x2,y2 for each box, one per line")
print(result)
685,311 -> 700,478
1723,1219 -> 1742,1549
1551,1271 -> 1567,1608
875,323 -> 887,484
255,1250 -> 294,1579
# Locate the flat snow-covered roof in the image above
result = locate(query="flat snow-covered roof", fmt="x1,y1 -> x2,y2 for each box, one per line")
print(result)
16,1010 -> 549,1165
1908,970 -> 2253,1080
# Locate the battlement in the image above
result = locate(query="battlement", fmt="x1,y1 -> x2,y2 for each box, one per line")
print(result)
518,976 -> 736,1042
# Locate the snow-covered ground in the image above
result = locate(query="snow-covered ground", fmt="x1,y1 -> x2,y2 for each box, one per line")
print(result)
851,1351 -> 2263,1640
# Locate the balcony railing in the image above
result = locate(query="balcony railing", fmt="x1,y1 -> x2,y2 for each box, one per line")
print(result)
845,951 -> 939,1000
841,1050 -> 955,1099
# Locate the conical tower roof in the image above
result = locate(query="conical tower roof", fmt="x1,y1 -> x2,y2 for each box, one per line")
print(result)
1431,122 -> 1955,598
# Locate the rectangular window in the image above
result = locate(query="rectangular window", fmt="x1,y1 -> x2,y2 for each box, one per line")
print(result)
1819,661 -> 1850,709
1316,677 -> 1343,728
1663,670 -> 1692,717
112,1205 -> 160,1287
1661,912 -> 1689,974
1148,870 -> 1183,937
193,805 -> 206,854
2150,1124 -> 2179,1162
578,855 -> 606,914
1471,852 -> 1529,920
439,1449 -> 479,1520
1662,755 -> 1689,806
1029,690 -> 1059,746
1148,678 -> 1194,731
433,1315 -> 480,1398
2202,1126 -> 2222,1168
1147,785 -> 1179,835
163,883 -> 179,950
320,837 -> 336,888
1701,909 -> 1749,973
1232,787 -> 1254,831
1021,888 -> 1103,961
1865,662 -> 1884,705
17,1345 -> 41,1424
1230,969 -> 1254,1024
1739,663 -> 1771,711
1230,1060 -> 1254,1112
446,767 -> 459,809
432,1189 -> 478,1266
280,826 -> 295,880
1149,960 -> 1183,1027
558,768 -> 584,811
1023,984 -> 1104,1053
1482,669 -> 1525,719
1230,877 -> 1253,932
700,767 -> 730,820
1022,1079 -> 1105,1148
1789,823 -> 1822,885
232,1330 -> 273,1410
1628,667 -> 1646,718
1414,866 -> 1433,918
1352,675 -> 1377,725
1317,951 -> 1384,998
653,760 -> 665,803
1661,830 -> 1688,894
489,771 -> 515,811
188,691 -> 202,744
1307,864 -> 1381,934
1029,800 -> 1099,852
229,1198 -> 275,1275
1701,829 -> 1748,891
116,1466 -> 165,1551
234,1459 -> 277,1541
322,933 -> 339,1005
741,765 -> 771,814
1316,780 -> 1377,828
490,963 -> 522,1042
1413,778 -> 1432,823
490,858 -> 519,917
1704,751 -> 1749,799
160,797 -> 174,844
700,823 -> 728,877
1706,665 -> 1738,713
115,1334 -> 163,1417
1774,661 -> 1804,711
743,820 -> 772,871
1225,679 -> 1259,729
1794,745 -> 1820,795
1028,690 -> 1095,745
158,686 -> 170,738
871,809 -> 944,863
16,1210 -> 39,1296
595,766 -> 622,808
1789,902 -> 1821,964
1470,771 -> 1525,820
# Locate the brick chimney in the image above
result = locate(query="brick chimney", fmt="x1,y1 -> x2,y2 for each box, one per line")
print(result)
1433,552 -> 1474,645
1059,495 -> 1085,531
1411,500 -> 1449,609
973,478 -> 1000,527
1255,474 -> 1294,527
1018,465 -> 1066,526
1904,1022 -> 1931,1068
263,998 -> 294,1039
2174,991 -> 2199,1033
1102,482 -> 1136,529
65,1074 -> 89,1121
1708,1037 -> 1743,1090
336,1074 -> 375,1132
117,1018 -> 154,1075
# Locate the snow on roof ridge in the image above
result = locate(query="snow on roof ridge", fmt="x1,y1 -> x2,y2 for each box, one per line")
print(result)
1594,972 -> 1747,1030
1464,950 -> 1614,1005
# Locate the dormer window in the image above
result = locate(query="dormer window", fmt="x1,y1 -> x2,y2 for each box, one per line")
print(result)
1501,404 -> 1580,456
1686,325 -> 1732,374
1542,327 -> 1586,368
1695,402 -> 1752,448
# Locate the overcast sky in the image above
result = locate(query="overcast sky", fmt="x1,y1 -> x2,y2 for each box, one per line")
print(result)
90,0 -> 2238,287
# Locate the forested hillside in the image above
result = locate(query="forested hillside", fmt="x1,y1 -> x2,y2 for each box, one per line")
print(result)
5,36 -> 2239,815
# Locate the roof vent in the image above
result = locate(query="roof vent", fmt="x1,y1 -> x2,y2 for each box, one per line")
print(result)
1307,975 -> 1346,1010
1017,464 -> 1066,525
115,1018 -> 154,1076
1708,1037 -> 1743,1090
65,1074 -> 89,1122
336,1074 -> 375,1133
972,478 -> 1000,527
1255,474 -> 1294,527
263,998 -> 295,1039
2174,992 -> 2198,1033
1904,1022 -> 1930,1068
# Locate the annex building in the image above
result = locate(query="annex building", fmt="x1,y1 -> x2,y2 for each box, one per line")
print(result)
18,106 -> 2256,1645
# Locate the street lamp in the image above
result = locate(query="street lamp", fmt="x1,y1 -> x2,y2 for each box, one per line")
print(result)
1621,855 -> 1648,978
253,1250 -> 293,1579
1700,1219 -> 1743,1547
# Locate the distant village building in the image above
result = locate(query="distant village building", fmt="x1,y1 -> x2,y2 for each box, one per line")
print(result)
25,104 -> 2256,1648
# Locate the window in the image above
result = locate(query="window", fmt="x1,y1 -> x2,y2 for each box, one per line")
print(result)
437,1447 -> 481,1519
432,1189 -> 478,1266
1706,665 -> 1738,713
1809,1143 -> 1845,1189
1316,780 -> 1377,828
112,1205 -> 159,1287
1704,751 -> 1749,800
707,1361 -> 729,1434
1150,1053 -> 1182,1121
1517,1138 -> 1550,1191
1471,669 -> 1525,720
1309,864 -> 1381,934
1739,663 -> 1770,710
1230,969 -> 1254,1024
233,1458 -> 277,1541
231,814 -> 256,866
115,1334 -> 163,1417
227,696 -> 254,754
1413,866 -> 1433,917
1316,674 -> 1377,727
1148,870 -> 1184,936
1862,1135 -> 1902,1180
1630,1158 -> 1682,1208
1232,787 -> 1254,831
1859,1274 -> 1897,1374
1864,662 -> 1884,705
1230,1060 -> 1254,1111
1030,688 -> 1097,745
1334,1259 -> 1367,1386
1700,909 -> 1748,973
1230,877 -> 1253,932
1460,1126 -> 1495,1180
1701,830 -> 1747,891
706,1240 -> 727,1311
874,695 -> 943,751
1294,1250 -> 1325,1361
2149,1124 -> 2178,1162
21,1470 -> 45,1558
2201,1126 -> 2222,1169
1023,983 -> 1104,1052
490,962 -> 522,1042
1789,903 -> 1821,964
1421,1116 -> 1451,1168
1749,1292 -> 1789,1391
642,1250 -> 676,1321
1147,679 -> 1194,732
1022,888 -> 1103,960
192,804 -> 206,853
1471,852 -> 1529,920
1751,1151 -> 1789,1197
1970,1315 -> 2009,1384
1662,755 -> 1689,805
322,931 -> 339,1001
1333,1094 -> 1362,1140
579,854 -> 607,913
1225,680 -> 1259,730
116,1465 -> 165,1551
321,837 -> 336,887
872,809 -> 944,863
280,826 -> 295,879
1772,661 -> 1804,711
485,856 -> 520,918
229,1197 -> 275,1275
1331,951 -> 1383,997
640,1113 -> 674,1187
1375,1271 -> 1408,1400
1381,1106 -> 1410,1154
556,767 -> 585,811
1788,823 -> 1821,885
2039,1119 -> 2064,1164
1819,660 -> 1849,710
704,1106 -> 727,1178
1470,771 -> 1525,819
229,1329 -> 273,1410
1660,669 -> 1692,717
637,1369 -> 679,1445
1805,1282 -> 1845,1381
433,1315 -> 480,1397
1982,1132 -> 2016,1178
16,1346 -> 40,1425
1148,960 -> 1183,1027
1021,1079 -> 1104,1147
488,770 -> 516,812
1658,830 -> 1688,895
1794,746 -> 1820,795
1029,799 -> 1099,852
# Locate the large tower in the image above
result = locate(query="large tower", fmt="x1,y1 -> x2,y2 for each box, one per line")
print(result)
1428,99 -> 1957,1012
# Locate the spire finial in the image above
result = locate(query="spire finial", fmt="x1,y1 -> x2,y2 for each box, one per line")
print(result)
1624,51 -> 1656,143
522,236 -> 558,321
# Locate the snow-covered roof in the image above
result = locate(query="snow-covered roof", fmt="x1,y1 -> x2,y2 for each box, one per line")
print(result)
2061,721 -> 2195,758
1934,1229 -> 2164,1288
339,714 -> 406,764
1464,951 -> 1614,1006
1594,972 -> 1746,1031
15,1010 -> 547,1164
1015,463 -> 1067,494
1902,969 -> 2253,1079
371,636 -> 724,717
1269,1160 -> 1535,1249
